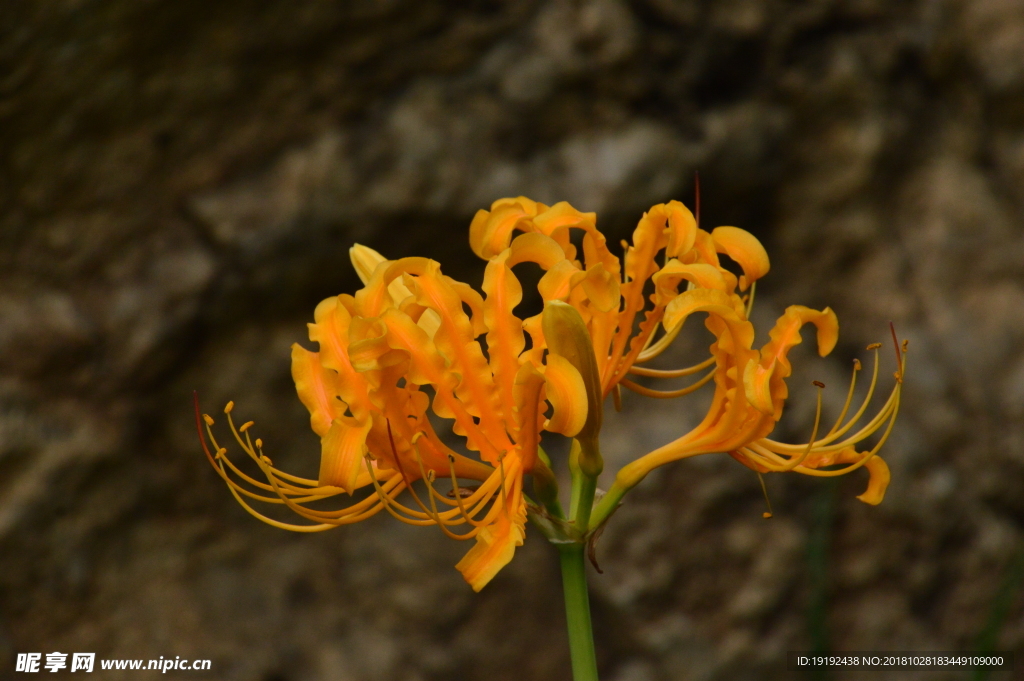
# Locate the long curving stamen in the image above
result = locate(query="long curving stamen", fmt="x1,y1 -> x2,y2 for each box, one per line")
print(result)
260,457 -> 394,524
220,470 -> 341,532
761,347 -> 882,453
776,381 -> 824,472
628,355 -> 715,378
619,367 -> 715,398
890,322 -> 902,373
825,358 -> 860,438
765,376 -> 900,457
446,454 -> 491,528
209,413 -> 333,497
205,426 -> 390,530
363,454 -> 451,527
207,411 -> 403,519
635,320 -> 685,363
757,471 -> 773,518
758,345 -> 907,467
405,430 -> 483,539
744,281 -> 757,318
741,443 -> 790,470
376,420 -> 497,530
795,387 -> 901,477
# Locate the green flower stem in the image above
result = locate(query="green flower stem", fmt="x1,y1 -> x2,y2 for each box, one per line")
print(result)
588,479 -> 629,530
569,438 -> 601,531
568,440 -> 585,518
559,543 -> 599,681
574,476 -> 597,531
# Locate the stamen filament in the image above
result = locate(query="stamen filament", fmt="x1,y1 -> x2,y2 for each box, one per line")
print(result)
762,349 -> 882,452
635,319 -> 685,363
776,383 -> 823,472
757,470 -> 773,518
407,435 -> 482,539
627,355 -> 715,378
619,367 -> 715,398
825,359 -> 860,438
795,394 -> 901,477
446,455 -> 491,528
363,455 -> 464,527
240,445 -> 403,520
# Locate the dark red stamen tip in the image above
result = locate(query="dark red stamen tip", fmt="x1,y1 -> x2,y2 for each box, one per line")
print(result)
889,322 -> 902,368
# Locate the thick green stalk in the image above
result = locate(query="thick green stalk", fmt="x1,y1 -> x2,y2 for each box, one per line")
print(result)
559,543 -> 599,681
574,476 -> 597,531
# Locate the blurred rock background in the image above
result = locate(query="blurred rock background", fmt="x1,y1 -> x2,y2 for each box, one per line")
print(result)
2,0 -> 1024,679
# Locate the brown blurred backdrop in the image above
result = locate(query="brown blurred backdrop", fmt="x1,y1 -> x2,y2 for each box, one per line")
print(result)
3,1 -> 1024,679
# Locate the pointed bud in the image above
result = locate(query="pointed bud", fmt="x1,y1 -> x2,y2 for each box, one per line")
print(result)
350,244 -> 388,285
542,301 -> 603,477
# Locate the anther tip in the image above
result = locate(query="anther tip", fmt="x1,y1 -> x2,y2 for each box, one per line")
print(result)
239,421 -> 254,432
902,339 -> 909,351
203,414 -> 214,426
260,455 -> 273,465
867,343 -> 882,350
853,358 -> 862,370
762,512 -> 773,519
255,438 -> 263,449
813,380 -> 825,389
215,448 -> 226,459
224,401 -> 235,414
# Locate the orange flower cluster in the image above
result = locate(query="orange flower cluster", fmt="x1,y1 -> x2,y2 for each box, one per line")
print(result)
200,196 -> 903,591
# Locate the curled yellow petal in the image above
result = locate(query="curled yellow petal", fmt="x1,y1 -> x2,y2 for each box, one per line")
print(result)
506,231 -> 567,269
580,263 -> 620,313
542,301 -> 603,445
805,447 -> 891,505
291,344 -> 342,437
347,318 -> 405,372
762,306 -> 839,365
663,200 -> 698,258
469,199 -> 540,259
742,358 -> 776,416
455,510 -> 525,591
663,287 -> 749,333
652,261 -> 727,305
537,260 -> 580,302
319,416 -> 372,494
542,353 -> 588,436
711,226 -> 770,290
531,201 -> 597,241
857,455 -> 891,505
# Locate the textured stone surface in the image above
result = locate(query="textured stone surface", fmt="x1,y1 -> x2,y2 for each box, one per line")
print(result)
3,1 -> 1024,679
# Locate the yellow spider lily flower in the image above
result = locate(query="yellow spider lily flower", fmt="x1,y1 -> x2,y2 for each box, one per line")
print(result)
200,195 -> 903,592
201,241 -> 591,591
468,196 -> 903,520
